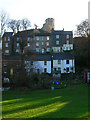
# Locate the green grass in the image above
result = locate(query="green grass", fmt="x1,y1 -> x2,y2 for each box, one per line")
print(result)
2,84 -> 89,119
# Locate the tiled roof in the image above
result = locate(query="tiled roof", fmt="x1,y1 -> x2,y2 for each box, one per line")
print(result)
2,32 -> 13,37
52,52 -> 74,60
14,29 -> 50,37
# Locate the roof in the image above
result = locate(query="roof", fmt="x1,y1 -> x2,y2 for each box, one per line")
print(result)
52,30 -> 73,35
14,29 -> 50,37
2,32 -> 13,38
3,52 -> 74,61
25,53 -> 51,61
52,52 -> 74,60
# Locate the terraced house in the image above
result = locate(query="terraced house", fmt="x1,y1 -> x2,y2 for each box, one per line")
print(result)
2,18 -> 75,79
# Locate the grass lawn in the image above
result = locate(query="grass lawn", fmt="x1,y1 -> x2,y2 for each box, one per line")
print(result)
2,84 -> 89,119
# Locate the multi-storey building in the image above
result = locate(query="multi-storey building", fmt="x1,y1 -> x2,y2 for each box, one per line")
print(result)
51,30 -> 73,52
2,29 -> 73,55
2,19 -> 74,79
2,32 -> 13,55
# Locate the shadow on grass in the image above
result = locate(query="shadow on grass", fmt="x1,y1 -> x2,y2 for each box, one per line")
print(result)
2,84 -> 88,118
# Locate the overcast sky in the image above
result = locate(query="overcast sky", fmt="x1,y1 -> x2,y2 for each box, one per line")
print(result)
0,0 -> 89,33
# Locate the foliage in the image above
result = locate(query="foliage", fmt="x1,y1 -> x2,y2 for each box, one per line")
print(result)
73,37 -> 89,68
75,19 -> 89,37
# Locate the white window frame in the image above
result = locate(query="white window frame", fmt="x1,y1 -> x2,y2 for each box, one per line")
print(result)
42,36 -> 44,40
47,36 -> 49,40
36,42 -> 39,46
36,36 -> 39,40
42,49 -> 44,53
5,43 -> 8,47
56,41 -> 59,45
17,37 -> 19,41
36,48 -> 39,52
56,35 -> 59,39
27,43 -> 30,47
46,42 -> 49,46
16,49 -> 19,53
46,48 -> 50,52
66,40 -> 69,44
8,37 -> 10,41
66,34 -> 69,39
42,42 -> 44,46
17,43 -> 19,47
27,37 -> 30,41
5,50 -> 9,53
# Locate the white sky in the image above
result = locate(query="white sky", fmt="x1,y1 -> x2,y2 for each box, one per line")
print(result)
0,0 -> 89,33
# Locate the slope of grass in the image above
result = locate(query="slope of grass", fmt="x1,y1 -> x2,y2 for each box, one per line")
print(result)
2,84 -> 89,119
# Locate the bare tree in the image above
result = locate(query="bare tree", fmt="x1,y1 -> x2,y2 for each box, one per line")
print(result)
75,19 -> 89,37
21,18 -> 31,30
16,20 -> 22,32
0,10 -> 9,37
7,19 -> 17,33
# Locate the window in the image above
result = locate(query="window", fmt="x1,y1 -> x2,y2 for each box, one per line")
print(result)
36,36 -> 39,40
42,42 -> 44,46
56,35 -> 59,39
44,61 -> 47,65
42,36 -> 44,40
56,41 -> 59,45
44,68 -> 47,73
88,72 -> 90,81
36,48 -> 39,52
66,67 -> 69,72
66,40 -> 69,44
57,47 -> 60,52
4,37 -> 6,41
5,43 -> 8,47
8,37 -> 10,41
46,48 -> 50,52
16,49 -> 19,53
46,42 -> 49,46
47,36 -> 49,40
66,60 -> 69,64
27,43 -> 30,47
31,61 -> 33,65
42,49 -> 44,53
17,43 -> 19,47
17,37 -> 19,41
27,37 -> 30,41
58,60 -> 61,64
36,42 -> 39,46
66,34 -> 69,39
5,50 -> 9,53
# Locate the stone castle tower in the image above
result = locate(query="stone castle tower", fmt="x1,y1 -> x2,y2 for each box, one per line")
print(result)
42,18 -> 55,32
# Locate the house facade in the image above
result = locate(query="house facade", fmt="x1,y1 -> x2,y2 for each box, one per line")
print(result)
51,30 -> 73,52
2,18 -> 75,79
